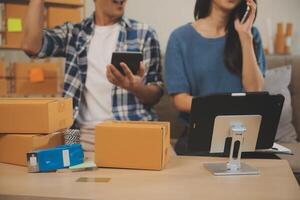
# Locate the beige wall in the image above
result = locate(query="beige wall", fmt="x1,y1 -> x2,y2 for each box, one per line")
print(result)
1,0 -> 299,63
86,0 -> 300,54
255,0 -> 300,55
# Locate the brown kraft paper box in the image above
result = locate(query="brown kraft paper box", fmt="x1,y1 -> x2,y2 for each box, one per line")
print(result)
0,98 -> 73,133
0,132 -> 64,166
13,62 -> 63,95
95,121 -> 170,171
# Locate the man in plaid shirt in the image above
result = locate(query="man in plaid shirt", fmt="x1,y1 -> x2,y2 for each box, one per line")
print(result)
22,0 -> 163,151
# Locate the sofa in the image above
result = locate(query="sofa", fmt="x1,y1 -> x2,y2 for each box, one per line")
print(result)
155,55 -> 300,181
266,55 -> 300,181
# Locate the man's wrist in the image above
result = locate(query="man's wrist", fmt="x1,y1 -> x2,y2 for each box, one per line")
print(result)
128,83 -> 145,96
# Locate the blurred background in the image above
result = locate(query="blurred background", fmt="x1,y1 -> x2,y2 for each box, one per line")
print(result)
92,0 -> 300,53
1,0 -> 300,62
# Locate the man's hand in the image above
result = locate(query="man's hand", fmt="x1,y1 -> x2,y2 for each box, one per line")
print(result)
107,62 -> 162,105
106,62 -> 145,92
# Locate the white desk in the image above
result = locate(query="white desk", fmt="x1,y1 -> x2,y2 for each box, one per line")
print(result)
0,156 -> 299,200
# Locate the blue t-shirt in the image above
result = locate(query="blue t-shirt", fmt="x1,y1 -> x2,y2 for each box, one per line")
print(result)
164,23 -> 266,124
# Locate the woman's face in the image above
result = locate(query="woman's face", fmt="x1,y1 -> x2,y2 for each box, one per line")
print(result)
212,0 -> 242,12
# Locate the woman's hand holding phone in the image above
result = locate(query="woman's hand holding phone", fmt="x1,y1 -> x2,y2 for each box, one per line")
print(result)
106,62 -> 145,92
234,0 -> 257,39
241,5 -> 250,24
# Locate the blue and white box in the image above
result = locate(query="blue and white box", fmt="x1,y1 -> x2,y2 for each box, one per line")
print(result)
27,144 -> 84,173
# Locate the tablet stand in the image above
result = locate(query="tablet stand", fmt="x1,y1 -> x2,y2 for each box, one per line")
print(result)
190,93 -> 284,176
204,122 -> 260,176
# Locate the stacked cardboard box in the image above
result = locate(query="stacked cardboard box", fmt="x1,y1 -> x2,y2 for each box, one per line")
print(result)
0,59 -> 8,97
4,3 -> 28,48
0,98 -> 73,166
45,0 -> 83,5
2,1 -> 83,48
12,62 -> 64,96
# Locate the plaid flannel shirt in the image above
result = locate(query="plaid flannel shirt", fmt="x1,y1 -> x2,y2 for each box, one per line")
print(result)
35,15 -> 163,128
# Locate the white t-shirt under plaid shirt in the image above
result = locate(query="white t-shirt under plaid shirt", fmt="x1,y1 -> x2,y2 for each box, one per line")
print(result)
79,23 -> 121,151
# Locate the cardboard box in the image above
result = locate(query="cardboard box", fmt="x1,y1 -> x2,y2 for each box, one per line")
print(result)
95,121 -> 170,170
15,79 -> 60,95
5,3 -> 28,48
14,62 -> 61,79
0,132 -> 64,166
47,6 -> 81,28
13,62 -> 63,95
45,0 -> 83,6
0,98 -> 73,133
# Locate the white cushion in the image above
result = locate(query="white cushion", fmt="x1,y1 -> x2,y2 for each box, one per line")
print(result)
264,65 -> 298,143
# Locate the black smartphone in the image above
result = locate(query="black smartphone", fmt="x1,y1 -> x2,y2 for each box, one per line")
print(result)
241,5 -> 250,23
237,0 -> 252,24
111,52 -> 143,75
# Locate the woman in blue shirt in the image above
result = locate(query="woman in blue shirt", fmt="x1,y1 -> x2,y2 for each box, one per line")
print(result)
165,0 -> 266,154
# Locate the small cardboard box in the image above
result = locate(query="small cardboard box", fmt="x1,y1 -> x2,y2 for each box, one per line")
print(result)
0,132 -> 64,166
0,98 -> 73,133
13,62 -> 63,95
95,121 -> 170,171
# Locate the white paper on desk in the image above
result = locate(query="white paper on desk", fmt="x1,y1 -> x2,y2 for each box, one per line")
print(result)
256,143 -> 293,155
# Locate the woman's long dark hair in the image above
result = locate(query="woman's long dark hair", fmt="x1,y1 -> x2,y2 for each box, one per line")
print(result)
194,0 -> 258,76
